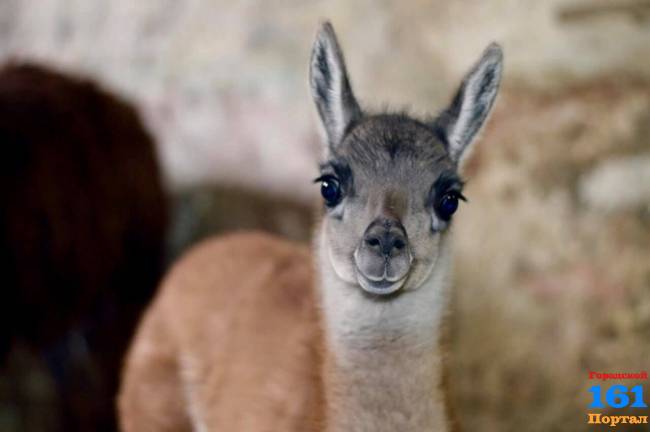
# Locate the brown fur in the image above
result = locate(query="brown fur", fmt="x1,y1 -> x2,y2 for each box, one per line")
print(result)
0,63 -> 167,431
119,20 -> 503,430
119,230 -> 460,431
440,315 -> 461,432
119,232 -> 325,431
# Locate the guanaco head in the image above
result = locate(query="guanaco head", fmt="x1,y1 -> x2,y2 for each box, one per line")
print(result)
310,22 -> 502,296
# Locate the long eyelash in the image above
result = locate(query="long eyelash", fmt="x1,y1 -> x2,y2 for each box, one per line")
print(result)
435,190 -> 468,204
455,192 -> 468,202
442,191 -> 467,203
313,174 -> 337,183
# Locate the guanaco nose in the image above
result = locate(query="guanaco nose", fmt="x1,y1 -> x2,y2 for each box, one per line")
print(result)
363,218 -> 408,258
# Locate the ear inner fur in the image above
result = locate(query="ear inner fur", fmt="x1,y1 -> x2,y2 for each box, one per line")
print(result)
432,43 -> 503,166
309,22 -> 363,151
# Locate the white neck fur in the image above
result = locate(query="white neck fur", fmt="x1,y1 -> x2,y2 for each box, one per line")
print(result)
315,229 -> 453,432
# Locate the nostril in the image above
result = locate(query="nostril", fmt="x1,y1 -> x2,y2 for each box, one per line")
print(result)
362,218 -> 408,257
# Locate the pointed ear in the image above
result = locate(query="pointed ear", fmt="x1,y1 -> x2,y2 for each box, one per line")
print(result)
310,22 -> 362,152
433,43 -> 503,165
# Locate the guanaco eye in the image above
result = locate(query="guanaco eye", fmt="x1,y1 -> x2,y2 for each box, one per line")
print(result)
316,176 -> 342,207
435,192 -> 465,221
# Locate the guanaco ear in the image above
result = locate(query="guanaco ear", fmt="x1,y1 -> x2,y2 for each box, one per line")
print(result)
310,22 -> 362,152
433,43 -> 503,166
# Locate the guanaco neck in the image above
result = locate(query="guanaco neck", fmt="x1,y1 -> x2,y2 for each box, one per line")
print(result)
315,229 -> 454,432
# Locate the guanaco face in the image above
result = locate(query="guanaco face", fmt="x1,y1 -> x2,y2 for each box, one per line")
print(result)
310,23 -> 503,297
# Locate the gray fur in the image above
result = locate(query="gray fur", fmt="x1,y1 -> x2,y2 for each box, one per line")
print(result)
317,114 -> 457,295
432,43 -> 503,164
310,22 -> 362,149
310,23 -> 503,296
310,22 -> 503,431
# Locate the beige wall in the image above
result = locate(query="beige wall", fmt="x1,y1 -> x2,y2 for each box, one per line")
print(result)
1,2 -> 649,430
1,0 -> 648,199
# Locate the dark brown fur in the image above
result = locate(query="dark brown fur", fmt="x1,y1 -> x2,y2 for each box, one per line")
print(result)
0,63 -> 167,431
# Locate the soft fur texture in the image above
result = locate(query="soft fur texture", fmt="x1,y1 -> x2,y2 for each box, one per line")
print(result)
119,233 -> 324,431
431,43 -> 503,166
119,21 -> 501,432
317,227 -> 454,431
309,22 -> 362,148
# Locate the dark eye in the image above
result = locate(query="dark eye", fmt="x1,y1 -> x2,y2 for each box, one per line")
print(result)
436,192 -> 461,221
319,176 -> 342,207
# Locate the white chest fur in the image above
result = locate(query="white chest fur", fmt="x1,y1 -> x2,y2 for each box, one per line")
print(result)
316,235 -> 453,432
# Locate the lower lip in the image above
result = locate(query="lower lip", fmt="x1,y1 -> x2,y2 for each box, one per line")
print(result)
356,273 -> 407,296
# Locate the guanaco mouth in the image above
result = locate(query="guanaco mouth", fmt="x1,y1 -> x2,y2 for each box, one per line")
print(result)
355,270 -> 408,296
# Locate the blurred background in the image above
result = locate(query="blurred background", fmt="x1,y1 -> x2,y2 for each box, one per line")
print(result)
0,0 -> 649,431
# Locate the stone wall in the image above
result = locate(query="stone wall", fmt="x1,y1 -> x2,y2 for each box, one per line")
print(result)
1,1 -> 649,431
1,0 -> 648,198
